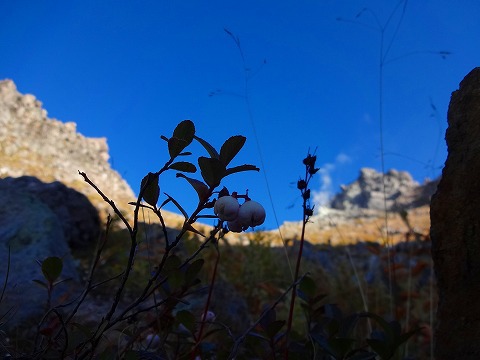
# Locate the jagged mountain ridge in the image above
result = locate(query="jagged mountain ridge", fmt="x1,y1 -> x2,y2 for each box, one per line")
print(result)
269,168 -> 437,246
329,167 -> 438,211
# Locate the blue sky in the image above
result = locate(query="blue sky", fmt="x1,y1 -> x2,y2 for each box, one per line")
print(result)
1,1 -> 479,230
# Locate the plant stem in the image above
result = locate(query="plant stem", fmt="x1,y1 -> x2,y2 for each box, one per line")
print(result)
284,193 -> 309,358
192,243 -> 220,359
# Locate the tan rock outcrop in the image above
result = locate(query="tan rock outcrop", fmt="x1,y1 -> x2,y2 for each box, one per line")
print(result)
0,79 -> 135,220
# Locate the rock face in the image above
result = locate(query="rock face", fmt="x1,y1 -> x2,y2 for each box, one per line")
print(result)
0,176 -> 100,250
0,178 -> 84,330
431,67 -> 480,359
0,79 -> 136,219
259,168 -> 436,247
330,168 -> 436,211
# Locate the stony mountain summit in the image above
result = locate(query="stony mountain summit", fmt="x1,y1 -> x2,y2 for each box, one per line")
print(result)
0,79 -> 135,218
273,168 -> 437,246
330,168 -> 438,211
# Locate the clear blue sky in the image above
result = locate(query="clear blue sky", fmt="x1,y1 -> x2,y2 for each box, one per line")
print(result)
1,1 -> 479,230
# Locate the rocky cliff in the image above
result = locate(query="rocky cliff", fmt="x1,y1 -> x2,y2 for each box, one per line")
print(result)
0,79 -> 135,219
265,168 -> 437,246
329,168 -> 437,211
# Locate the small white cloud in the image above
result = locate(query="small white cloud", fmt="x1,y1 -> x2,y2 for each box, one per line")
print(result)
335,152 -> 352,165
312,153 -> 351,208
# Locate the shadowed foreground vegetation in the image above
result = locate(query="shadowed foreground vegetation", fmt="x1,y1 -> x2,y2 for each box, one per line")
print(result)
0,120 -> 433,359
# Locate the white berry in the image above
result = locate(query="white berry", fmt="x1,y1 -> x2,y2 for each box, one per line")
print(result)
214,196 -> 240,221
227,218 -> 244,233
237,200 -> 266,228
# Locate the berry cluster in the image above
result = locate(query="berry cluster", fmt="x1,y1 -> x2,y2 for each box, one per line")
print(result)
213,193 -> 266,232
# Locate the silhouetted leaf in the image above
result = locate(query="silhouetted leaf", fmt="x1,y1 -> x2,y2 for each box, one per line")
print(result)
260,307 -> 276,330
398,328 -> 421,347
298,275 -> 316,301
366,339 -> 392,360
173,120 -> 195,145
168,137 -> 188,158
176,173 -> 210,203
194,135 -> 220,159
247,331 -> 269,341
169,161 -> 197,173
41,256 -> 63,283
163,255 -> 181,272
164,193 -> 188,219
224,164 -> 259,177
220,135 -> 246,166
348,352 -> 377,360
168,269 -> 184,290
140,173 -> 160,206
32,279 -> 48,289
266,320 -> 285,339
327,337 -> 356,358
185,259 -> 204,285
176,310 -> 196,334
198,157 -> 226,187
184,223 -> 205,237
124,350 -> 140,360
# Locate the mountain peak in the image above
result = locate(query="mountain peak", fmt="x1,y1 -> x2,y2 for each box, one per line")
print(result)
329,167 -> 436,211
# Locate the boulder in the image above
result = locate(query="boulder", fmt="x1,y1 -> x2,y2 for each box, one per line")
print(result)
0,180 -> 83,331
0,176 -> 100,250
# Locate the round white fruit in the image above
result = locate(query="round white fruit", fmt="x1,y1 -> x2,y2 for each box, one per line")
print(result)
214,196 -> 240,221
237,200 -> 266,228
227,218 -> 244,233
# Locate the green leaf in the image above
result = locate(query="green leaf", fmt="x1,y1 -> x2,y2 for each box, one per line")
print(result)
173,120 -> 195,145
176,310 -> 196,334
140,173 -> 160,206
194,135 -> 220,159
198,157 -> 226,187
168,137 -> 189,159
41,256 -> 63,283
169,161 -> 197,173
219,135 -> 246,166
176,173 -> 210,203
185,259 -> 205,285
224,164 -> 260,177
